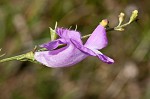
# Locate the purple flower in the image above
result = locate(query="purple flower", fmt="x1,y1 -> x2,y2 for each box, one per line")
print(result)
34,24 -> 114,68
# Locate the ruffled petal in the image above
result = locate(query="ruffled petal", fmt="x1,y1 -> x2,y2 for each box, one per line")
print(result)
34,43 -> 88,68
56,28 -> 83,44
56,28 -> 68,37
84,25 -> 108,50
40,39 -> 66,50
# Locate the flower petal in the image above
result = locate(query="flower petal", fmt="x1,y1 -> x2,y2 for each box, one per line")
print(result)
56,28 -> 68,37
90,49 -> 114,64
71,39 -> 114,64
84,25 -> 108,49
71,39 -> 95,56
34,43 -> 88,68
56,28 -> 83,44
97,54 -> 114,64
40,39 -> 66,50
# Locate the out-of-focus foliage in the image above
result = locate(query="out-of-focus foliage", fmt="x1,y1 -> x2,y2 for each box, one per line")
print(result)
0,0 -> 149,99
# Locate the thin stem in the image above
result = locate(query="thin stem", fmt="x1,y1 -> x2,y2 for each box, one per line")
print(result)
0,51 -> 35,63
82,21 -> 136,39
0,54 -> 25,63
114,22 -> 130,30
81,34 -> 91,39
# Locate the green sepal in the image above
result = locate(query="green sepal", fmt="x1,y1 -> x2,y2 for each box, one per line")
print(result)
49,21 -> 58,41
49,27 -> 58,41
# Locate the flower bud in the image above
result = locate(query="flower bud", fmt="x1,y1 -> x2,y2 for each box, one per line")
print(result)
118,12 -> 125,26
100,19 -> 108,27
129,10 -> 138,23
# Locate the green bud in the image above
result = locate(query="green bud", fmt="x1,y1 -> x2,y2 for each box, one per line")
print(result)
129,10 -> 138,23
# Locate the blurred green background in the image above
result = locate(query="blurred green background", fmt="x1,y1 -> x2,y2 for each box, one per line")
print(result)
0,0 -> 149,99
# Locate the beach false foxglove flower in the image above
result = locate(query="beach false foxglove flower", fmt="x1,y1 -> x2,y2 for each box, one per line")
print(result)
34,23 -> 114,68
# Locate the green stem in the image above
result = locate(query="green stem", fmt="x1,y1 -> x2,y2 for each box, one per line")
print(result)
0,51 -> 35,63
0,54 -> 25,63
